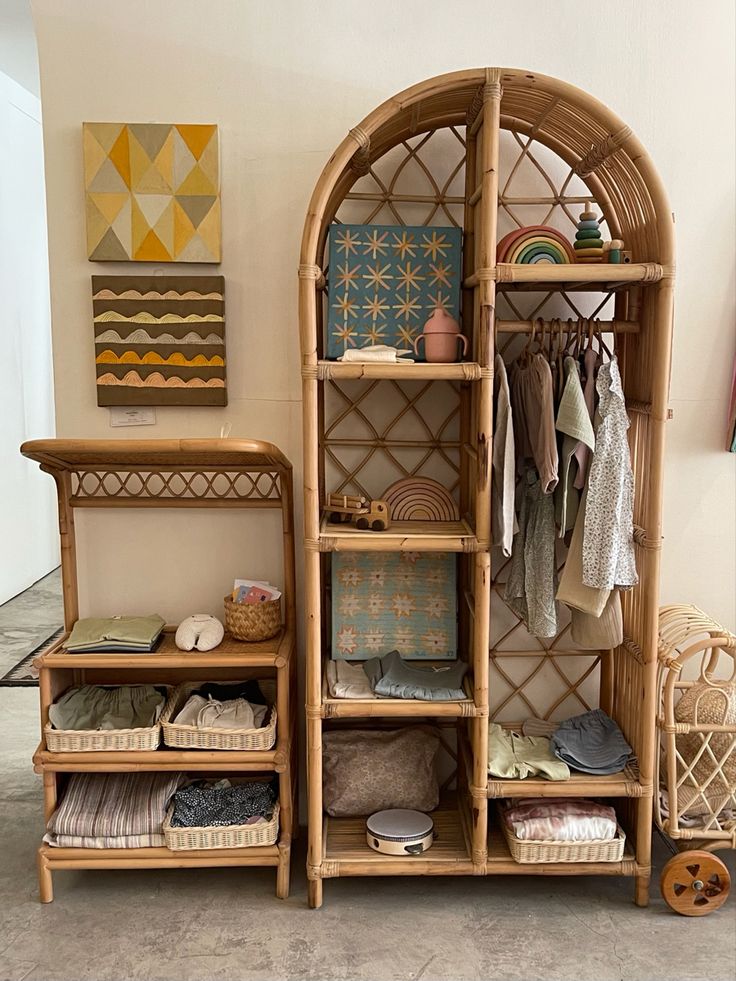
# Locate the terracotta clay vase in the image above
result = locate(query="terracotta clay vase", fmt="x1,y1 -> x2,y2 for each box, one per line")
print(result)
414,307 -> 468,363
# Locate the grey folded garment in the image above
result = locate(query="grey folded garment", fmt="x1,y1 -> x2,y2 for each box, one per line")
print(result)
365,649 -> 467,701
550,708 -> 632,775
64,615 -> 166,652
49,685 -> 166,731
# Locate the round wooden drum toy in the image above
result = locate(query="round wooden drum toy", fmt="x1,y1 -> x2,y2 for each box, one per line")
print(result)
366,809 -> 434,856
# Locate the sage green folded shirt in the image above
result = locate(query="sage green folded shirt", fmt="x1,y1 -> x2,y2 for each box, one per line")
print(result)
49,685 -> 166,731
65,615 -> 165,651
487,723 -> 570,781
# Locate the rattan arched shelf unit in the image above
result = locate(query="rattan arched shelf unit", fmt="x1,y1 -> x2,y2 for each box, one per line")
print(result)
298,68 -> 675,909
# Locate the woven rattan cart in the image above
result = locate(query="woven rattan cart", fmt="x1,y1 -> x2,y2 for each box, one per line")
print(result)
655,605 -> 736,915
299,68 -> 675,908
21,438 -> 298,902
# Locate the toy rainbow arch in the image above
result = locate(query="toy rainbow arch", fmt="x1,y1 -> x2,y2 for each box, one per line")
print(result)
497,225 -> 575,264
382,477 -> 460,522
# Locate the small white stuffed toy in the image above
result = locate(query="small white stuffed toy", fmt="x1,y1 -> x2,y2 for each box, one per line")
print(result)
175,614 -> 224,652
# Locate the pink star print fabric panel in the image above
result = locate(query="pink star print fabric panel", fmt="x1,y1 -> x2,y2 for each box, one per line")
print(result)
331,552 -> 457,660
326,225 -> 463,360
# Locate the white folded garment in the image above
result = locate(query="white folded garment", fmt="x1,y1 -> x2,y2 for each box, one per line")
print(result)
326,660 -> 373,699
173,694 -> 267,730
338,345 -> 414,363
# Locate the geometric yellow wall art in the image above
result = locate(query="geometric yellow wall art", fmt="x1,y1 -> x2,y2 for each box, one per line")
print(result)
83,123 -> 221,262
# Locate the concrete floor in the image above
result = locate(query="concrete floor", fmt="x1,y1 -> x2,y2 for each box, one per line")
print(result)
1,581 -> 734,981
0,569 -> 62,676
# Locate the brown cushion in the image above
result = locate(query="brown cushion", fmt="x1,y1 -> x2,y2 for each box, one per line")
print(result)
322,726 -> 440,817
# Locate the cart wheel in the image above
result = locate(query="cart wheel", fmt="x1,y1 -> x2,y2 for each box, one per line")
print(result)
371,519 -> 385,531
355,517 -> 369,529
660,850 -> 731,916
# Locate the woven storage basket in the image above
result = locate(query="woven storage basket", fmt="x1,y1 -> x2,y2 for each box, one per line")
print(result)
223,595 -> 281,641
44,685 -> 169,752
163,801 -> 280,850
500,811 -> 626,864
161,679 -> 276,751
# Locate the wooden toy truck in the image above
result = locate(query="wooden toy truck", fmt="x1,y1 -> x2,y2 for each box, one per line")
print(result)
324,493 -> 391,531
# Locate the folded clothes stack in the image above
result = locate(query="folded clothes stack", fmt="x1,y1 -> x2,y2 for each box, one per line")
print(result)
488,709 -> 633,780
64,615 -> 166,653
502,798 -> 618,841
49,684 -> 166,731
326,650 -> 467,702
172,680 -> 269,730
170,779 -> 277,828
44,772 -> 184,848
550,708 -> 632,775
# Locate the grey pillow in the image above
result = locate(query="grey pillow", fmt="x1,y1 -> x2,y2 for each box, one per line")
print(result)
322,726 -> 440,817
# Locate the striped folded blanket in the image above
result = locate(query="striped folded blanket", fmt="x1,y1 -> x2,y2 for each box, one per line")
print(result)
45,772 -> 184,847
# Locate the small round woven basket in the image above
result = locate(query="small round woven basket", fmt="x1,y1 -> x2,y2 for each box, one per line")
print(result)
223,595 -> 281,642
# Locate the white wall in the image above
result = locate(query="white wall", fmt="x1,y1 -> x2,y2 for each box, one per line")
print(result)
0,69 -> 57,605
30,0 -> 735,626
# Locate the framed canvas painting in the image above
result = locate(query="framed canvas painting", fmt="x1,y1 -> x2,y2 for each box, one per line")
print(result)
83,123 -> 220,262
93,275 -> 226,406
325,224 -> 462,360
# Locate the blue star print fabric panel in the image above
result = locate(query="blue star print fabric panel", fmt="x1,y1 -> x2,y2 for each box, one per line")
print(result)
326,224 -> 463,360
331,552 -> 457,660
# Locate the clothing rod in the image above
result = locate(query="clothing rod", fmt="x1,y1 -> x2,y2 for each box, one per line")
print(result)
495,319 -> 639,334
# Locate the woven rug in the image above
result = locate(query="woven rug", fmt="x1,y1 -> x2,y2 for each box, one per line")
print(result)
0,628 -> 63,687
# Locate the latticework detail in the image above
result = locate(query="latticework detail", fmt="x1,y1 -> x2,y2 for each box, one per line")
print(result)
71,468 -> 282,503
323,378 -> 461,500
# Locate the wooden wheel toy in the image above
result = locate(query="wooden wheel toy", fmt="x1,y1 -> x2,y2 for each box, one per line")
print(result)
660,850 -> 731,916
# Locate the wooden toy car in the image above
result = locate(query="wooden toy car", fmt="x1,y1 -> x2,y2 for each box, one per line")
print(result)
324,493 -> 391,531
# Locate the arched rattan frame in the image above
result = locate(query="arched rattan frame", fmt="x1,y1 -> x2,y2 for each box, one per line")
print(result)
299,68 -> 675,909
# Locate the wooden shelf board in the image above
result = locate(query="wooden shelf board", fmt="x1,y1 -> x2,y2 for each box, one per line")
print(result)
486,826 -> 636,876
319,517 -> 479,553
321,667 -> 478,718
39,842 -> 281,869
487,764 -> 645,799
33,744 -> 281,772
321,805 -> 473,876
495,262 -> 662,290
312,361 -> 484,381
40,628 -> 292,669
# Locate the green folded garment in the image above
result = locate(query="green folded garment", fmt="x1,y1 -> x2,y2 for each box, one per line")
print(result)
65,615 -> 166,653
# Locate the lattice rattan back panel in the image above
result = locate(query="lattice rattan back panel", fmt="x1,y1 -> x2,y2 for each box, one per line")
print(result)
323,378 -> 461,502
70,468 -> 282,505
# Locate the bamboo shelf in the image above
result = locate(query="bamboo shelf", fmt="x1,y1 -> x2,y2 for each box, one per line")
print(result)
316,517 -> 479,553
299,67 -> 674,909
21,438 -> 298,903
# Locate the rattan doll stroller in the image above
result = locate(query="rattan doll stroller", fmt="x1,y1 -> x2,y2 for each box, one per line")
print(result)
655,606 -> 736,915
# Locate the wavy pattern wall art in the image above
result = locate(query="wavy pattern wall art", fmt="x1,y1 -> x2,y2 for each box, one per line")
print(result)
92,275 -> 226,406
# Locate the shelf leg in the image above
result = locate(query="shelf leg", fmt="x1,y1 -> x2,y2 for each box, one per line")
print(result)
634,871 -> 650,907
276,843 -> 290,900
308,878 -> 323,910
37,850 -> 53,904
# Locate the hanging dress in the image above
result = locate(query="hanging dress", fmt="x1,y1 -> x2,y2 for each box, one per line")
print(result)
492,353 -> 517,556
582,357 -> 638,590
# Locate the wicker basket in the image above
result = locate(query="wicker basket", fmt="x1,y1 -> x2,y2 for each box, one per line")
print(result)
160,680 -> 276,751
223,594 -> 281,642
44,685 -> 169,752
500,813 -> 626,864
163,801 -> 280,850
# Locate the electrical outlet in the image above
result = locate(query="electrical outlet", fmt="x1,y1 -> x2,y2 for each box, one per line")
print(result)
109,407 -> 157,427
